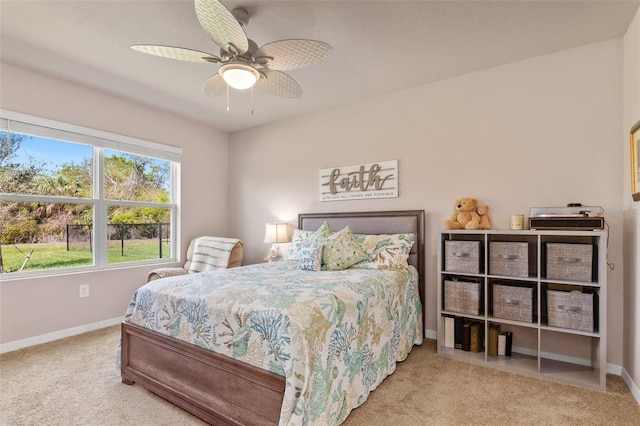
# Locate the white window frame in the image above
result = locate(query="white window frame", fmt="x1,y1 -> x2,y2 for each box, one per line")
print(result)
0,109 -> 181,279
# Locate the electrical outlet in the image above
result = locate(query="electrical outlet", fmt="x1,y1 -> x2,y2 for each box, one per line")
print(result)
79,284 -> 90,298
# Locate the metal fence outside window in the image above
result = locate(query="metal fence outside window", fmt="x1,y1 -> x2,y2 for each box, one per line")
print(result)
66,223 -> 170,257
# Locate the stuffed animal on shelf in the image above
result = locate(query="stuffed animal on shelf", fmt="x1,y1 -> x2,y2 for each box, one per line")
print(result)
444,197 -> 481,230
476,205 -> 492,230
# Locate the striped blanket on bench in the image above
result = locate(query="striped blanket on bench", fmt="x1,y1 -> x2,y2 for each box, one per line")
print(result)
187,236 -> 244,273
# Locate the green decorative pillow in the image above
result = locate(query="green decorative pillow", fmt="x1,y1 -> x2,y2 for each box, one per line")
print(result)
352,233 -> 415,270
284,221 -> 331,260
322,226 -> 368,271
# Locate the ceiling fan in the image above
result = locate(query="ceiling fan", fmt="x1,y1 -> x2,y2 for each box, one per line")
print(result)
132,0 -> 332,99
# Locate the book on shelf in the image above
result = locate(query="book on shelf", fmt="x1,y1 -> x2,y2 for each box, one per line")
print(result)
505,331 -> 513,356
488,324 -> 501,356
462,321 -> 472,351
470,322 -> 484,353
454,317 -> 464,349
498,332 -> 506,355
444,316 -> 455,348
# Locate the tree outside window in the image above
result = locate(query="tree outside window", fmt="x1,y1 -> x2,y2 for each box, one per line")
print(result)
0,116 -> 178,275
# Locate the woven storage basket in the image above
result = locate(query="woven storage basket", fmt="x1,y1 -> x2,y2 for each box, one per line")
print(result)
444,240 -> 481,274
547,289 -> 595,332
492,283 -> 534,323
444,279 -> 482,315
546,243 -> 593,282
490,242 -> 529,277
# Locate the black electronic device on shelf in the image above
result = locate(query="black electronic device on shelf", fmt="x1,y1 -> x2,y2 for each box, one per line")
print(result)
528,203 -> 605,230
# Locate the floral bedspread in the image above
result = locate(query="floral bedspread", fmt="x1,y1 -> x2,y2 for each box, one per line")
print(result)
123,261 -> 423,425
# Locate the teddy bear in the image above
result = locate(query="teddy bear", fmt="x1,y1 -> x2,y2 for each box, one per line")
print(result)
444,197 -> 481,230
476,205 -> 492,230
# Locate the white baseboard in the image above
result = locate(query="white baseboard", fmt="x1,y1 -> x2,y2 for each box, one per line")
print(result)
621,367 -> 640,407
514,345 -> 623,375
607,363 -> 623,376
426,328 -> 624,377
0,316 -> 122,354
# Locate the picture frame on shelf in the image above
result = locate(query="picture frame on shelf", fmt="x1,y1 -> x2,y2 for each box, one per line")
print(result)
631,119 -> 640,202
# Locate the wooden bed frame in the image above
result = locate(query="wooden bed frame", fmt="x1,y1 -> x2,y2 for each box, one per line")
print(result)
121,210 -> 425,425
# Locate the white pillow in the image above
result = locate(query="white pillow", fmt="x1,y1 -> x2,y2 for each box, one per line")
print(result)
298,242 -> 323,271
284,221 -> 331,260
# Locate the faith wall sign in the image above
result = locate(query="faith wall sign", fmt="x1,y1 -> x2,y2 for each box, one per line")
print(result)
319,160 -> 398,201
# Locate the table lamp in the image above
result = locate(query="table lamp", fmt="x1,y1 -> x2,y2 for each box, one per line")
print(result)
264,222 -> 290,261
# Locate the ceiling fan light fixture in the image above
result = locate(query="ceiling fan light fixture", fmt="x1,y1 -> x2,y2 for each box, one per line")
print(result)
219,63 -> 260,90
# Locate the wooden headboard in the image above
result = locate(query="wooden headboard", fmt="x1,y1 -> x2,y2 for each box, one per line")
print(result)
299,210 -> 425,322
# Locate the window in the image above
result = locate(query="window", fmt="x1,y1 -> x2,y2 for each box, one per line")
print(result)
0,110 -> 181,277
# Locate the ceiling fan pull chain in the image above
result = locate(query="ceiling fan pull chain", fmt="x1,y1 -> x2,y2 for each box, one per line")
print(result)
226,85 -> 230,112
251,86 -> 254,116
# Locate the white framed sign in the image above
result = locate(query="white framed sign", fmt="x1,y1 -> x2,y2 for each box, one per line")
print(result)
319,160 -> 398,201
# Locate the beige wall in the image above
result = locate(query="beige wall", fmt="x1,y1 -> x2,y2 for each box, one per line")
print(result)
623,7 -> 640,395
228,39 -> 626,367
0,63 -> 230,345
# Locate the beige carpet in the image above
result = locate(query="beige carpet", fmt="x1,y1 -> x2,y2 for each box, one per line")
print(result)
1,325 -> 638,425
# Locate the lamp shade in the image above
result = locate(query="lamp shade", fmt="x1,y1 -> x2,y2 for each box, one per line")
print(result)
264,223 -> 290,244
220,63 -> 260,90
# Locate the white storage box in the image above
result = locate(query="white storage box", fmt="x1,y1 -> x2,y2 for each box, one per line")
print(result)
490,242 -> 529,277
546,243 -> 593,282
492,283 -> 534,323
547,289 -> 595,332
444,279 -> 483,316
445,240 -> 481,274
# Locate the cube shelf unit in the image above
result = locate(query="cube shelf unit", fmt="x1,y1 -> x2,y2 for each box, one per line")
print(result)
436,229 -> 607,390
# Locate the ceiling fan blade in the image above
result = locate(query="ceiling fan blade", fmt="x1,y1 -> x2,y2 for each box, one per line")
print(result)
194,0 -> 248,55
255,39 -> 332,70
132,45 -> 221,63
256,69 -> 302,99
203,74 -> 226,97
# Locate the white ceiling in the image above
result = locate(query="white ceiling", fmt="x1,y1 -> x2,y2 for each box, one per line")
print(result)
1,0 -> 639,133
